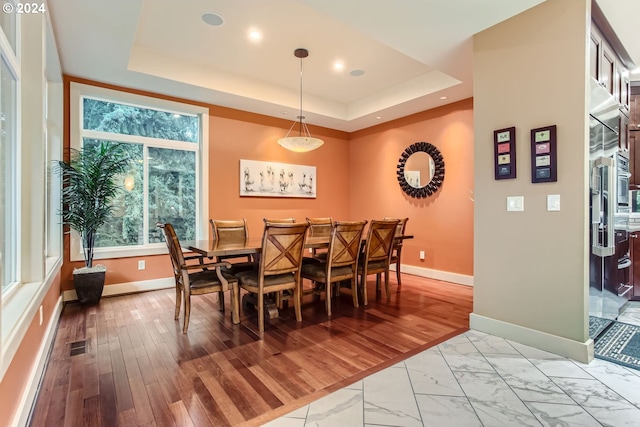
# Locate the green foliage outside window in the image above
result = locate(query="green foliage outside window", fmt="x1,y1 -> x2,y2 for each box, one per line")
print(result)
148,147 -> 196,244
83,98 -> 199,143
81,98 -> 198,247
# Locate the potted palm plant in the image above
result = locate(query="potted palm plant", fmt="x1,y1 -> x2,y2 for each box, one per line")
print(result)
55,141 -> 135,304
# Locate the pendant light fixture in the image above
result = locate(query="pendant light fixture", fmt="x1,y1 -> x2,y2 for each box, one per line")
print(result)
277,48 -> 324,153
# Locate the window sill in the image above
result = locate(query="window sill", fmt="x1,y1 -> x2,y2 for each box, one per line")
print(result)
70,243 -> 168,262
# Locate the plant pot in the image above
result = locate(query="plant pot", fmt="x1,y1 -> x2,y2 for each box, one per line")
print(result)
73,265 -> 106,305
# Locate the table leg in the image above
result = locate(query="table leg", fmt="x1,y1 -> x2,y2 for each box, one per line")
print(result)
231,282 -> 240,324
242,292 -> 279,319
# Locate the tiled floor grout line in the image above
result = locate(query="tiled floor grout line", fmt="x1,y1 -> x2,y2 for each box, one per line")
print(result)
403,361 -> 426,427
451,336 -> 495,427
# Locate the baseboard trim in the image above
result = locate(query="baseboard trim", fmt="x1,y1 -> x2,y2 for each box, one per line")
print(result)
470,313 -> 594,363
63,277 -> 175,302
14,295 -> 64,427
390,264 -> 474,287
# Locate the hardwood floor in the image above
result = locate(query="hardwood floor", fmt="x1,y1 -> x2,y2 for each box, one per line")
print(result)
29,274 -> 472,427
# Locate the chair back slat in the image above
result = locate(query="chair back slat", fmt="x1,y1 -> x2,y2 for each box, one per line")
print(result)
329,221 -> 367,268
260,222 -> 308,276
210,219 -> 248,245
306,217 -> 333,238
363,219 -> 400,264
263,217 -> 296,223
384,216 -> 409,237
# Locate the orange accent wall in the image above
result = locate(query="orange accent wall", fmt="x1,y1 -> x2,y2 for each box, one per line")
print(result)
61,76 -> 351,291
62,76 -> 473,289
208,115 -> 350,237
0,272 -> 61,427
349,99 -> 474,276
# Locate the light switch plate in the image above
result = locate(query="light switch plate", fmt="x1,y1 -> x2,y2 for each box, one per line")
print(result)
547,194 -> 560,211
506,196 -> 524,211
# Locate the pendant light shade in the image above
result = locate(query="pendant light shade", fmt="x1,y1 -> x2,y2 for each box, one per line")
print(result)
277,48 -> 324,153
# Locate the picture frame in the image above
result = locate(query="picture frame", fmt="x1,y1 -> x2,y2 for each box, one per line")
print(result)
239,159 -> 316,198
494,127 -> 516,180
530,125 -> 557,183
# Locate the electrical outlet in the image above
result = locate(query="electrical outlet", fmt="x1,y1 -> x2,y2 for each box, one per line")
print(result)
308,248 -> 313,254
419,251 -> 425,260
138,260 -> 146,270
39,305 -> 43,326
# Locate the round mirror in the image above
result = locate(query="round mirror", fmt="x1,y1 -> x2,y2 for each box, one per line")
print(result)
404,152 -> 434,188
397,142 -> 444,198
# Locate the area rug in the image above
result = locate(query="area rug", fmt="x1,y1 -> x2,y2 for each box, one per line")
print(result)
589,316 -> 613,339
594,321 -> 640,371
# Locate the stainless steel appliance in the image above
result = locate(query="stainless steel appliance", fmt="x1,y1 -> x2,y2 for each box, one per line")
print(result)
589,78 -> 630,320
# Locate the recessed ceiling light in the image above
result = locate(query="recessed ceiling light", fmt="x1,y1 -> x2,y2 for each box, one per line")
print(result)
350,69 -> 365,77
248,29 -> 262,42
201,12 -> 224,27
375,116 -> 382,120
333,61 -> 344,72
440,96 -> 447,100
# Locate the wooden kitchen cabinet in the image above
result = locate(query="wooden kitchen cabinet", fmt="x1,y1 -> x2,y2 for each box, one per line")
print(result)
620,73 -> 630,113
632,132 -> 639,187
631,91 -> 639,187
590,26 -> 630,111
630,231 -> 640,300
590,32 -> 601,82
601,42 -> 616,96
631,92 -> 640,130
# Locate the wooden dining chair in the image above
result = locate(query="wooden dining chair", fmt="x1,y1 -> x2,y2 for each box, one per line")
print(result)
358,219 -> 400,305
235,221 -> 309,332
384,217 -> 409,286
209,218 -> 256,273
306,216 -> 333,261
157,222 -> 238,333
210,218 -> 249,246
300,220 -> 367,316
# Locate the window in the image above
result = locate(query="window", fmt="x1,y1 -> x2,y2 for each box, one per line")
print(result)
45,81 -> 63,262
0,39 -> 18,294
70,83 -> 209,260
1,10 -> 65,385
0,1 -> 16,54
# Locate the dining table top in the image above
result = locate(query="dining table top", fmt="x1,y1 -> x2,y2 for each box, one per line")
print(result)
183,234 -> 413,258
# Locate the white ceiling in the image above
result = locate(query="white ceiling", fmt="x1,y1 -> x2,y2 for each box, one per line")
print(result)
47,0 -> 637,133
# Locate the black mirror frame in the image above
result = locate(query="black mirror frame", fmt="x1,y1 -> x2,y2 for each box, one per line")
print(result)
396,142 -> 445,198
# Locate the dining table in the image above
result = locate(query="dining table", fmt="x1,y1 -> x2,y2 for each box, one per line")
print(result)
182,233 -> 413,323
182,235 -> 332,322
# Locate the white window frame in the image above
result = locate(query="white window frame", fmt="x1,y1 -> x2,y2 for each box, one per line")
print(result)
1,6 -> 64,386
69,83 -> 209,261
45,80 -> 62,262
0,0 -> 20,296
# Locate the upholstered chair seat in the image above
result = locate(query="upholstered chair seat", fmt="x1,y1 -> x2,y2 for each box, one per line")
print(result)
235,271 -> 296,288
301,262 -> 353,282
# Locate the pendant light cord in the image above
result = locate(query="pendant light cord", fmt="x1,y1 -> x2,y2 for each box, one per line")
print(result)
298,54 -> 304,137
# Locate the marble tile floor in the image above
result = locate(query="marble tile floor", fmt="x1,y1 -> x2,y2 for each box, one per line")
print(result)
264,329 -> 640,427
619,301 -> 640,327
